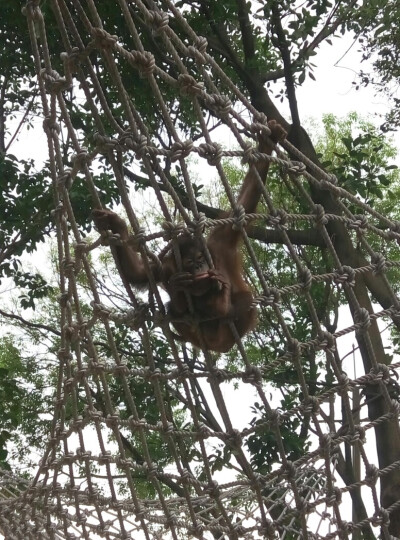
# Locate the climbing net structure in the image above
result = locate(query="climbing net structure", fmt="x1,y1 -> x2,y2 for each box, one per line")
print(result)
2,1 -> 400,538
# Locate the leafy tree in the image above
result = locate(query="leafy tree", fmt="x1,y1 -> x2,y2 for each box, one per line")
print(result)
350,0 -> 400,129
1,0 -> 400,536
0,335 -> 52,469
314,113 -> 399,208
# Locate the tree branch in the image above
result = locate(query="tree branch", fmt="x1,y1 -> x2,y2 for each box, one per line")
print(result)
297,0 -> 358,61
196,0 -> 257,89
0,308 -> 61,337
5,88 -> 39,153
0,76 -> 9,154
236,0 -> 256,66
122,166 -> 324,247
271,4 -> 301,127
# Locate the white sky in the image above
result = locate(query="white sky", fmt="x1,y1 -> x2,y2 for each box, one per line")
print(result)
297,36 -> 395,128
11,32 -> 399,160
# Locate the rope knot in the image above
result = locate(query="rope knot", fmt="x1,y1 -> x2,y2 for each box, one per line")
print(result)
371,363 -> 390,382
355,307 -> 371,334
118,131 -> 135,149
266,210 -> 288,228
93,132 -> 117,152
196,423 -> 211,440
40,67 -> 72,93
318,331 -> 335,352
288,337 -> 301,357
178,74 -> 204,96
177,364 -> 190,381
197,142 -> 222,165
146,10 -> 169,35
133,134 -> 150,158
129,50 -> 156,77
209,367 -> 228,383
62,257 -> 76,274
150,368 -> 162,381
298,266 -> 312,291
128,228 -> 146,249
337,373 -> 350,394
193,36 -> 208,54
22,1 -> 42,20
242,365 -> 262,384
145,463 -> 158,480
283,461 -> 296,479
232,524 -> 246,536
250,121 -> 272,142
163,421 -> 174,435
240,142 -> 254,165
257,287 -> 281,306
313,204 -> 328,226
349,214 -> 368,231
232,205 -> 246,231
266,409 -> 281,427
319,432 -> 333,452
189,213 -> 206,236
203,93 -> 232,117
365,464 -> 379,486
61,47 -> 82,68
371,252 -> 386,274
187,524 -> 205,536
378,507 -> 391,527
390,220 -> 400,240
169,140 -> 193,162
57,348 -> 69,361
74,238 -> 90,257
57,292 -> 69,307
304,396 -> 320,414
56,170 -> 73,190
92,302 -> 112,321
99,450 -> 114,466
287,161 -> 307,175
187,46 -> 205,64
71,148 -> 91,171
162,221 -> 187,240
123,304 -> 149,330
252,111 -> 269,128
204,480 -> 220,499
351,425 -> 366,444
187,37 -> 208,62
43,116 -> 61,135
327,487 -> 342,506
334,265 -> 355,287
91,27 -> 118,49
114,363 -> 130,376
226,429 -> 243,450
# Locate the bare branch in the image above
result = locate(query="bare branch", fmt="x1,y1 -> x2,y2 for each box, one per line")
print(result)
5,87 -> 39,153
271,4 -> 301,127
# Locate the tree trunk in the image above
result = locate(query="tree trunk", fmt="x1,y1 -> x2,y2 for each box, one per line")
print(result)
250,81 -> 400,535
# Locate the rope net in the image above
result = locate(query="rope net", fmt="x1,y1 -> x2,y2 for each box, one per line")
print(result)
2,0 -> 400,538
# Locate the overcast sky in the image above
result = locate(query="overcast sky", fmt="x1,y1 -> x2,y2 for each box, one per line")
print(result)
11,31 -> 399,164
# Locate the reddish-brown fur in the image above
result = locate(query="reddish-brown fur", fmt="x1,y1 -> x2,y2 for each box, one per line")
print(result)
93,120 -> 286,352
